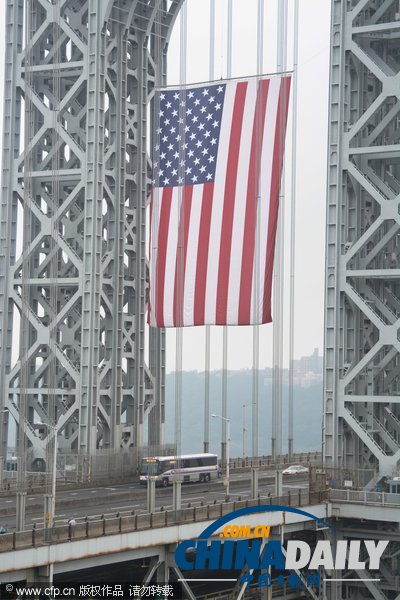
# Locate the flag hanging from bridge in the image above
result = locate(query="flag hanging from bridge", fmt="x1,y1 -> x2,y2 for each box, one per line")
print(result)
148,74 -> 291,327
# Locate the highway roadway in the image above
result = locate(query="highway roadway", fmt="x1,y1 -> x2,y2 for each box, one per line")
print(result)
0,471 -> 309,530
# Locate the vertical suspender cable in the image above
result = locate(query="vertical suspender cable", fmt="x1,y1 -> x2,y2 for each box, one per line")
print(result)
204,326 -> 210,453
280,0 -> 288,461
204,0 -> 215,453
175,2 -> 187,464
221,0 -> 233,468
271,8 -> 279,462
49,2 -> 56,492
251,0 -> 264,461
203,0 -> 215,454
48,1 -> 61,496
273,0 -> 288,461
288,0 -> 299,462
19,0 -> 34,490
204,324 -> 211,450
152,0 -> 165,456
227,0 -> 232,79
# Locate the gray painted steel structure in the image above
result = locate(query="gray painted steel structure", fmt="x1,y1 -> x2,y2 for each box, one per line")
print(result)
324,0 -> 400,481
324,1 -> 400,598
0,0 -> 183,471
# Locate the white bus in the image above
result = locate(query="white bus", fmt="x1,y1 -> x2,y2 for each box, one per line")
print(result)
139,453 -> 221,487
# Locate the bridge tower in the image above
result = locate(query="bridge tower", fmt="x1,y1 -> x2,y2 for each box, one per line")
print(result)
324,0 -> 400,484
0,0 -> 183,472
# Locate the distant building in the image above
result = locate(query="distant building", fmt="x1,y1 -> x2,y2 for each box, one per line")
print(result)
291,348 -> 323,377
263,349 -> 323,388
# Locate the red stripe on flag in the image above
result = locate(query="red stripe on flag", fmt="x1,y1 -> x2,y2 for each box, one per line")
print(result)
147,189 -> 154,324
173,186 -> 194,327
155,187 -> 173,327
262,77 -> 291,323
215,81 -> 248,325
194,183 -> 214,325
238,79 -> 270,325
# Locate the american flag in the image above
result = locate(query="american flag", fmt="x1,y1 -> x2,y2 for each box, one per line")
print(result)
148,75 -> 291,327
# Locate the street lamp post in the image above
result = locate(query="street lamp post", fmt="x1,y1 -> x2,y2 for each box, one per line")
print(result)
0,409 -> 9,487
212,414 -> 230,498
242,404 -> 252,459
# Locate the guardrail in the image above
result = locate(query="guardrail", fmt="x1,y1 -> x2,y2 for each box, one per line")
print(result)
330,488 -> 400,506
0,451 -> 321,494
228,451 -> 321,470
0,490 -> 327,553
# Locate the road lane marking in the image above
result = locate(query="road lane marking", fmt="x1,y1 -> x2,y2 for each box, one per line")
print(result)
109,504 -> 142,509
180,495 -> 209,501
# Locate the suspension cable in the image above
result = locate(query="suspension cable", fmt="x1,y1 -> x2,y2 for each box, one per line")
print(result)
221,0 -> 233,469
48,0 -> 61,496
251,0 -> 265,462
19,0 -> 34,490
150,2 -> 164,457
203,0 -> 215,454
288,0 -> 299,462
174,1 -> 187,466
272,0 -> 288,461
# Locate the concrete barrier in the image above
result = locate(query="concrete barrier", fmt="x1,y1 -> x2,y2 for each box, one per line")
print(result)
0,490 -> 330,553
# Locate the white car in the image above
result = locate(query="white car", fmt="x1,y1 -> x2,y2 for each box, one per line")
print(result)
282,465 -> 309,475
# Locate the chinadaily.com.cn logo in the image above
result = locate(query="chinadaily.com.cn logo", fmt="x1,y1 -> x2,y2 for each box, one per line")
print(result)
175,505 -> 388,592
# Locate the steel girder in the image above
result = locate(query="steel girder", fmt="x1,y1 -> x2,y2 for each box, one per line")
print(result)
0,0 -> 183,469
324,0 -> 400,485
323,520 -> 400,600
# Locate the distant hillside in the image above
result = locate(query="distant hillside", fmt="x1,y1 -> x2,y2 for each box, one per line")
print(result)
165,370 -> 322,456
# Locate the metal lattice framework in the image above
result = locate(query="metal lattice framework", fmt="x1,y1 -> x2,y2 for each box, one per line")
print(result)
0,0 -> 183,471
324,0 -> 400,484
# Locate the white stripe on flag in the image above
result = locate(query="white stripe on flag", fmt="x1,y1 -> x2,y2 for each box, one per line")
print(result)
204,82 -> 237,324
226,78 -> 258,325
251,76 -> 281,323
163,188 -> 181,326
150,187 -> 163,327
183,185 -> 203,326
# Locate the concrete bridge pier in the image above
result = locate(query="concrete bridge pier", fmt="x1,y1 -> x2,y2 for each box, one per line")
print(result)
146,478 -> 156,514
141,554 -> 165,586
173,480 -> 182,512
142,545 -> 196,600
16,492 -> 26,533
26,563 -> 53,586
156,548 -> 169,584
275,471 -> 283,496
251,467 -> 259,499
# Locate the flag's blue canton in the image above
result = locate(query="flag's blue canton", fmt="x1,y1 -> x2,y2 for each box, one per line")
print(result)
153,83 -> 226,187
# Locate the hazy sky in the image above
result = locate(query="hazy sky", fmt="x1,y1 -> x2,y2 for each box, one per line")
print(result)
165,0 -> 331,371
0,0 -> 331,373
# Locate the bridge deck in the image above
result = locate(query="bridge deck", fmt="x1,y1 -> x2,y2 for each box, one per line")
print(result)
0,491 -> 328,580
2,488 -> 399,583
